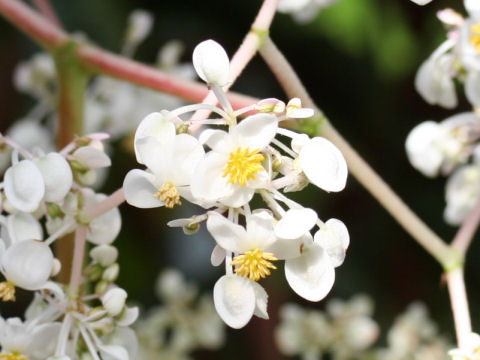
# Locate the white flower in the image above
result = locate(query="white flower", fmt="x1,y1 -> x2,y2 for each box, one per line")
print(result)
125,9 -> 154,48
277,0 -> 339,23
191,114 -> 277,207
124,131 -> 204,209
192,39 -> 230,86
449,332 -> 480,359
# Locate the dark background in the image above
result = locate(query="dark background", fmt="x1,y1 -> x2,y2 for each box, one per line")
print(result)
0,0 -> 477,358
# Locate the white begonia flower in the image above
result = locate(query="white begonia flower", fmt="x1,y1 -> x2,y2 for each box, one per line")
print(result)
191,114 -> 277,207
4,160 -> 45,213
0,239 -> 53,301
34,152 -> 73,202
0,317 -> 60,359
102,288 -> 128,317
314,218 -> 349,267
415,50 -> 457,109
298,137 -> 348,192
449,332 -> 480,360
444,163 -> 480,225
1,212 -> 43,246
192,39 -> 230,86
124,132 -> 204,209
90,245 -> 119,267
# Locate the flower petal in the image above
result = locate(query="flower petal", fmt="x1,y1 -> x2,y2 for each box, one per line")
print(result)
231,114 -> 278,151
252,281 -> 269,320
73,146 -> 111,169
275,208 -> 317,240
192,40 -> 230,86
285,244 -> 335,301
213,274 -> 256,329
123,169 -> 164,208
299,137 -> 348,192
314,218 -> 349,267
211,245 -> 226,266
35,152 -> 72,202
206,211 -> 246,253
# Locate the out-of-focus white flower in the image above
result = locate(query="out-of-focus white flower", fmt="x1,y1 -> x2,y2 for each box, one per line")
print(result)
449,332 -> 480,359
191,114 -> 277,207
277,0 -> 339,23
410,0 -> 434,5
192,40 -> 230,87
125,10 -> 154,50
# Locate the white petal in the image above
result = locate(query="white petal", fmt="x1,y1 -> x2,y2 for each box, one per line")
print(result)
410,0 -> 433,5
314,218 -> 349,267
192,39 -> 230,86
87,194 -> 121,245
232,114 -> 278,151
275,208 -> 317,240
116,306 -> 139,327
99,344 -> 129,360
170,134 -> 205,185
206,211 -> 246,253
299,137 -> 348,192
251,282 -> 269,320
285,244 -> 335,301
73,146 -> 111,169
244,210 -> 277,250
90,245 -> 119,267
123,169 -> 164,208
211,245 -> 226,266
466,71 -> 480,107
7,212 -> 43,244
220,185 -> 255,208
4,160 -> 45,212
35,152 -> 72,202
190,152 -> 233,202
405,121 -> 443,177
465,0 -> 480,18
213,274 -> 256,329
3,240 -> 53,290
199,128 -> 230,153
266,232 -> 312,260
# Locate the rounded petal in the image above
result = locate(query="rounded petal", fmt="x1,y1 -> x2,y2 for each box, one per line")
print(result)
220,185 -> 255,208
192,39 -> 230,86
405,121 -> 443,177
251,282 -> 269,320
266,232 -> 312,260
244,210 -> 276,249
3,240 -> 53,290
170,134 -> 205,185
99,345 -> 129,360
213,274 -> 255,329
410,0 -> 433,5
123,169 -> 164,208
90,244 -> 119,267
299,137 -> 348,192
211,245 -> 226,266
4,160 -> 45,212
72,146 -> 111,169
199,128 -> 230,153
35,152 -> 72,202
206,211 -> 246,252
232,114 -> 278,151
7,212 -> 43,244
275,208 -> 317,240
87,194 -> 121,245
285,244 -> 335,301
314,218 -> 349,267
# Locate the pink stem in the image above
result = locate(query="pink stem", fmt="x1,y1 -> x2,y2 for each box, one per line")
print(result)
68,225 -> 87,296
31,0 -> 62,28
447,267 -> 472,348
85,188 -> 125,221
451,195 -> 480,256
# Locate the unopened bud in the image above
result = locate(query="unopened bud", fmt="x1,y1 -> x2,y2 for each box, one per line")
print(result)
95,280 -> 109,295
102,263 -> 119,282
256,98 -> 285,114
90,245 -> 118,267
102,288 -> 127,317
47,202 -> 63,218
86,264 -> 104,282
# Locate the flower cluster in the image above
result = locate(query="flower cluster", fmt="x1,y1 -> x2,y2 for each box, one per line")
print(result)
406,0 -> 480,225
124,39 -> 350,328
135,269 -> 225,360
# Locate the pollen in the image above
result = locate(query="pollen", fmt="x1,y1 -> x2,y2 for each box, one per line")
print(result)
153,183 -> 181,209
0,281 -> 15,302
232,248 -> 278,282
0,353 -> 28,360
470,22 -> 480,53
222,147 -> 265,186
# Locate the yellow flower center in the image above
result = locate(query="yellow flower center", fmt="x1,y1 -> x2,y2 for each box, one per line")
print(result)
470,22 -> 480,53
0,353 -> 28,360
153,183 -> 181,209
222,147 -> 264,186
0,282 -> 15,302
231,248 -> 278,282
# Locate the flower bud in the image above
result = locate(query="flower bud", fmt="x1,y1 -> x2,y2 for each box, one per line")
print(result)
86,264 -> 104,282
102,288 -> 127,317
102,263 -> 119,282
95,280 -> 109,295
90,245 -> 118,267
192,40 -> 230,86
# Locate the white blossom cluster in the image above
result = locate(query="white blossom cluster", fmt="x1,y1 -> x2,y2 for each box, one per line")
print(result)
0,131 -> 139,359
0,9 -> 193,176
275,298 -> 451,360
135,269 -> 225,360
123,39 -> 350,329
406,0 -> 480,225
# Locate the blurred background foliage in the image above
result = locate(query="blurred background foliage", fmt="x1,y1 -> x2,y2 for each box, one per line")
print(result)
0,0 -> 477,359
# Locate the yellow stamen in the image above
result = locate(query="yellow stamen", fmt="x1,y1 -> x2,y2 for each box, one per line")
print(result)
0,282 -> 15,302
232,248 -> 278,282
153,183 -> 181,209
0,354 -> 28,360
222,147 -> 264,186
470,22 -> 480,53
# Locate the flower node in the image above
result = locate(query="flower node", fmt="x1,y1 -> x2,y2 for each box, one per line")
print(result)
0,281 -> 15,302
222,147 -> 264,186
232,248 -> 278,281
154,183 -> 182,209
470,22 -> 480,53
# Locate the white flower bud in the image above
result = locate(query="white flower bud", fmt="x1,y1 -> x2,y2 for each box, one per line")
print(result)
90,245 -> 118,267
192,40 -> 230,86
126,10 -> 154,45
102,288 -> 127,317
102,263 -> 120,282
